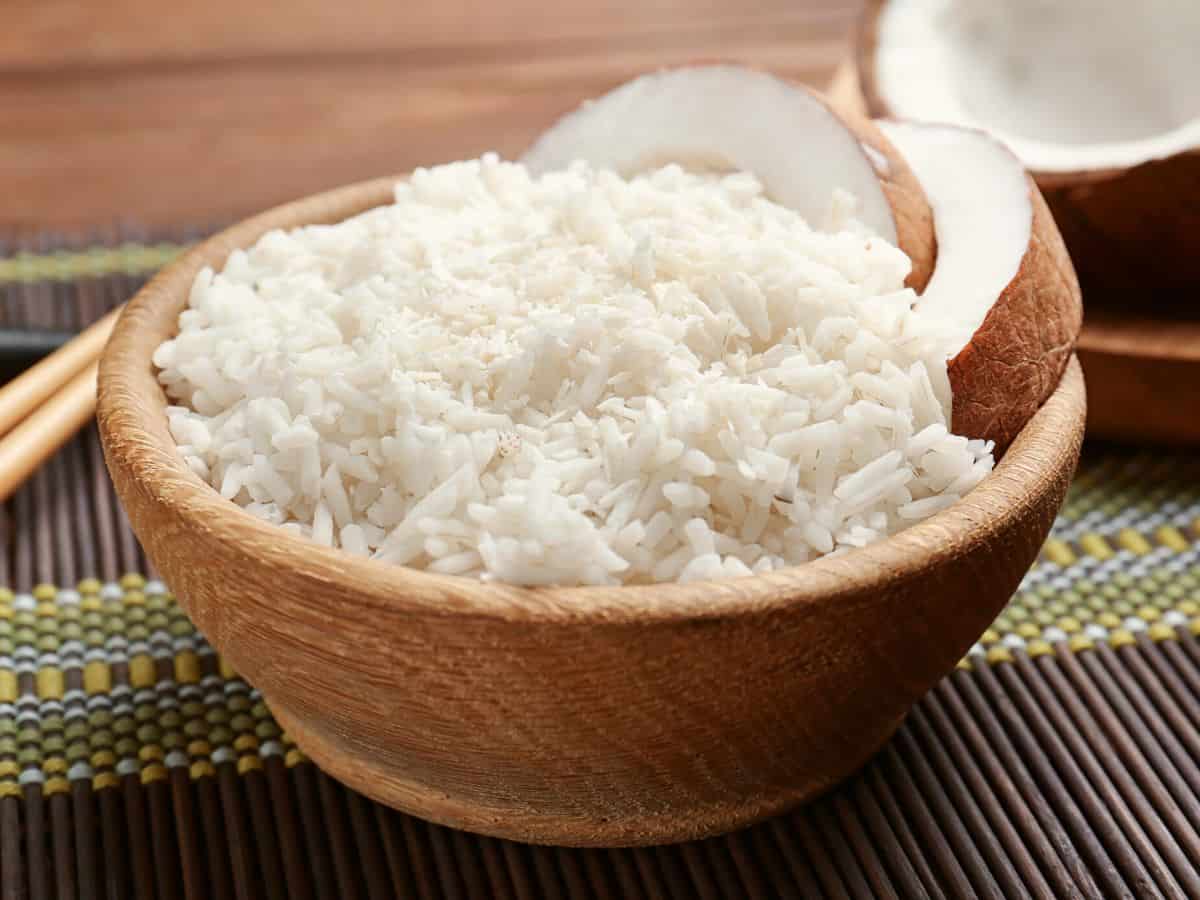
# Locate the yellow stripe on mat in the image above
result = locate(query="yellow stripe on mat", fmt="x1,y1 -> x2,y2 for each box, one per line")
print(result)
0,244 -> 188,284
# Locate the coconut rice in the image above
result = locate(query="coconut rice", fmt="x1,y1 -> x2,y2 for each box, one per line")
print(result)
154,154 -> 994,586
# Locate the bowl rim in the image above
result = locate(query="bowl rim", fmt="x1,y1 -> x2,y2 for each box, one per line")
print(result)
97,173 -> 1086,627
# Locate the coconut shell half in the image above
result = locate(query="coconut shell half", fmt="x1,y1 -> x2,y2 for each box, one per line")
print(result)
853,0 -> 1200,301
947,184 -> 1082,449
1038,152 -> 1200,299
523,65 -> 936,291
877,122 -> 1083,451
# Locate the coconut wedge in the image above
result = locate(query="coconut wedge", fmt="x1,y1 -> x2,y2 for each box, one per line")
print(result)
856,0 -> 1200,296
527,65 -> 1080,450
523,65 -> 936,291
879,122 -> 1082,450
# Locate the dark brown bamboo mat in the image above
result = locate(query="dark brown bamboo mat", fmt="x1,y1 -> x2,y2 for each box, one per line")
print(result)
1,229 -> 1199,899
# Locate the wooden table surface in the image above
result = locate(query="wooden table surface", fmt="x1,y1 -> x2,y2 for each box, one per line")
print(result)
3,0 -> 858,228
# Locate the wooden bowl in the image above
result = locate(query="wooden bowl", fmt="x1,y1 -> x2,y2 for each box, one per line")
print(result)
1075,310 -> 1200,445
97,176 -> 1087,847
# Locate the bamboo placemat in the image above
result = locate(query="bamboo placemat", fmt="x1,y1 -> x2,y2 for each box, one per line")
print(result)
0,230 -> 1198,899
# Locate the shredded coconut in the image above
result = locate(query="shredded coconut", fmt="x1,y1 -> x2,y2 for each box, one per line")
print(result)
155,154 -> 993,586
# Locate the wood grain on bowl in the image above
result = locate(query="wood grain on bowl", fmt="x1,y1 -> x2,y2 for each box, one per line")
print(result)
97,177 -> 1086,847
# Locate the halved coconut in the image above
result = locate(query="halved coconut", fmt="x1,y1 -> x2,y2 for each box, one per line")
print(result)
879,122 -> 1082,449
530,65 -> 1084,451
526,65 -> 1081,450
856,0 -> 1200,296
523,65 -> 937,291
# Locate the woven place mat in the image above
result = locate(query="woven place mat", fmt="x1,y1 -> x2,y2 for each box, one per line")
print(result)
0,232 -> 1199,900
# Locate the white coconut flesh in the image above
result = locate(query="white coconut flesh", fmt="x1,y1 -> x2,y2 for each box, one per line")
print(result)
877,121 -> 1030,359
523,66 -> 902,245
872,0 -> 1200,173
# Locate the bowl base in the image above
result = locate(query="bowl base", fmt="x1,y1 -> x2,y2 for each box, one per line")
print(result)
270,700 -> 908,848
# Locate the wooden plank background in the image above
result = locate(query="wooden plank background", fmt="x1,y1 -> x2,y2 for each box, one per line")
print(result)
2,0 -> 859,227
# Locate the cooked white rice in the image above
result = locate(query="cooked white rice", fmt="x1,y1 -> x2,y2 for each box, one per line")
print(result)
154,154 -> 994,586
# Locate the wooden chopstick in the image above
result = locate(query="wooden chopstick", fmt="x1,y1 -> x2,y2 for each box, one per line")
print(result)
0,361 -> 99,502
0,307 -> 121,502
0,307 -> 118,438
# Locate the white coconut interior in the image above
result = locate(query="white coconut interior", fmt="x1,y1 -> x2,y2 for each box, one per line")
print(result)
878,121 -> 1031,380
523,65 -> 901,244
874,0 -> 1200,172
